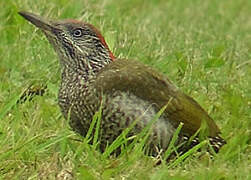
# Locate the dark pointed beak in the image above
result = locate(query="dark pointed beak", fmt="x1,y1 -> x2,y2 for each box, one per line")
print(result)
18,11 -> 56,32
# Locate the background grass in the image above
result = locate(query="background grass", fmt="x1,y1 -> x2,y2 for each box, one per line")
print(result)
0,0 -> 250,179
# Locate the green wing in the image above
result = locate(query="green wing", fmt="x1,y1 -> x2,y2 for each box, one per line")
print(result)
95,59 -> 220,137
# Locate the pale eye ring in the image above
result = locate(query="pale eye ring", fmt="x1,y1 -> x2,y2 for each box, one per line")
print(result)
73,28 -> 83,37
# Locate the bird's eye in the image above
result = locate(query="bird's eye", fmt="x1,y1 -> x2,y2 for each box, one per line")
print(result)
73,28 -> 83,37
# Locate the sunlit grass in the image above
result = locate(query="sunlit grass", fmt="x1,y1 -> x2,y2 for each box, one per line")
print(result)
0,0 -> 250,179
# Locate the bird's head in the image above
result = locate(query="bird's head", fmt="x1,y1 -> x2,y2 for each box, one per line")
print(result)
19,11 -> 115,73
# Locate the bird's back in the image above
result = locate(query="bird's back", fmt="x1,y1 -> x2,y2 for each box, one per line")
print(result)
94,59 -> 221,136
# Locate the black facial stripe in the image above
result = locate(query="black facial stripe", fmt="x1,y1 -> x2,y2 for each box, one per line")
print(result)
62,40 -> 75,58
55,31 -> 75,59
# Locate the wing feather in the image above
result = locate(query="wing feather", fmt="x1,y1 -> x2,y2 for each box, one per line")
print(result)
95,59 -> 220,137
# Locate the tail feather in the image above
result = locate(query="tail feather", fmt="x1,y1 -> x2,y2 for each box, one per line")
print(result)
178,135 -> 226,154
209,135 -> 227,153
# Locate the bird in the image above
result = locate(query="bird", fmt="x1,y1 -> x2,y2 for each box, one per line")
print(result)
18,11 -> 226,157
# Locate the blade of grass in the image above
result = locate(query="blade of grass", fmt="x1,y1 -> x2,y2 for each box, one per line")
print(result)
163,122 -> 184,160
0,93 -> 21,120
126,102 -> 169,155
167,140 -> 208,168
92,99 -> 103,149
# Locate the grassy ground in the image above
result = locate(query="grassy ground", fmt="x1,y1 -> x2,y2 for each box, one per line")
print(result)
0,0 -> 250,179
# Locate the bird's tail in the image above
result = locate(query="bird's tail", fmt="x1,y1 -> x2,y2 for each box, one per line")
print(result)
208,135 -> 227,153
178,135 -> 226,154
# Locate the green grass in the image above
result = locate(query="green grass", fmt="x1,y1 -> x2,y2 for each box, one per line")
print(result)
0,0 -> 250,179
